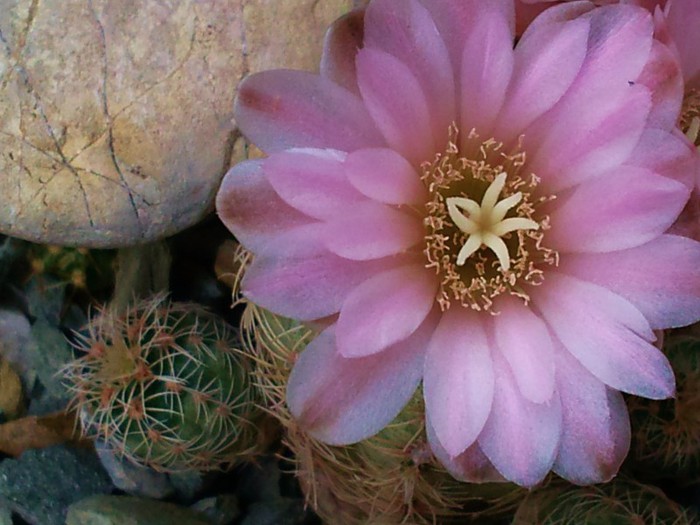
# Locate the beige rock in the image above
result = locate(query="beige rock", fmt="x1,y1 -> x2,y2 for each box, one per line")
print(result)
0,0 -> 361,247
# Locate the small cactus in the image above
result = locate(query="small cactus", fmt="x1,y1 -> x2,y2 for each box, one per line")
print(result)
63,294 -> 259,472
627,335 -> 700,481
242,302 -> 525,525
26,243 -> 114,291
512,477 -> 698,525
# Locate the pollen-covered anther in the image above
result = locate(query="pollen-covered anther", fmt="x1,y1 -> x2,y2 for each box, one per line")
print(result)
446,172 -> 539,271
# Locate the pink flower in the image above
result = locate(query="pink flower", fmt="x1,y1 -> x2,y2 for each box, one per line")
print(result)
216,0 -> 700,487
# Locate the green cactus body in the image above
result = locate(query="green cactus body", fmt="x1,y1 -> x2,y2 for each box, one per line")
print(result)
27,244 -> 114,291
242,303 -> 525,525
513,478 -> 699,525
627,335 -> 700,481
64,295 -> 259,472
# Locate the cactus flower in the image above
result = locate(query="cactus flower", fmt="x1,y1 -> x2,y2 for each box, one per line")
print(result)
217,0 -> 700,486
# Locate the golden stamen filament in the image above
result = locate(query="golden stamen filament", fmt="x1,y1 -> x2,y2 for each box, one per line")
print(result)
446,173 -> 539,271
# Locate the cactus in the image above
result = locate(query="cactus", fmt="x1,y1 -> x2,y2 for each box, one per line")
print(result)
242,302 -> 525,525
512,477 -> 698,524
26,244 -> 115,291
63,294 -> 259,472
627,335 -> 700,481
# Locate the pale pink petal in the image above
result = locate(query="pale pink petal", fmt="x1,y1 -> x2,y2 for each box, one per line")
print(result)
547,166 -> 689,253
525,5 -> 655,190
324,202 -> 423,260
235,70 -> 384,153
666,0 -> 700,85
553,348 -> 631,485
477,352 -> 562,487
263,149 -> 365,221
287,316 -> 436,445
216,160 -> 325,258
364,0 -> 455,146
320,9 -> 365,94
344,148 -> 427,205
426,420 -> 505,483
561,235 -> 700,329
242,253 -> 403,321
459,4 -> 515,138
356,48 -> 435,166
493,296 -> 555,404
534,272 -> 675,399
494,14 -> 590,142
423,307 -> 494,457
634,40 -> 683,129
625,128 -> 698,189
336,264 -> 437,358
418,0 -> 514,80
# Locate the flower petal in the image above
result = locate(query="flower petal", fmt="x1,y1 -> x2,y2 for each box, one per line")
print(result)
320,9 -> 365,94
426,419 -> 505,483
364,0 -> 455,146
242,252 -> 402,321
548,166 -> 689,253
344,148 -> 427,205
423,307 -> 494,457
493,296 -> 555,404
324,201 -> 424,261
263,149 -> 365,221
235,70 -> 384,154
534,272 -> 675,400
336,264 -> 437,358
561,235 -> 700,329
553,348 -> 631,485
356,48 -> 435,165
478,352 -> 562,487
287,316 -> 436,445
216,160 -> 325,258
666,0 -> 700,85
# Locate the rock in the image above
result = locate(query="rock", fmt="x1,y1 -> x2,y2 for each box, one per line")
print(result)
0,0 -> 361,248
0,309 -> 33,386
66,495 -> 210,525
95,440 -> 174,499
236,456 -> 282,504
0,359 -> 24,420
190,494 -> 241,525
24,317 -> 73,404
241,498 -> 311,525
0,505 -> 10,525
169,470 -> 206,503
0,445 -> 112,525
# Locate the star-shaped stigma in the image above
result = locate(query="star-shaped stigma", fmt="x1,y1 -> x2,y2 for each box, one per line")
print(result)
446,173 -> 539,271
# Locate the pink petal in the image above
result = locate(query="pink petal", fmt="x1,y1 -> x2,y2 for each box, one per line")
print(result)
324,201 -> 424,261
320,9 -> 365,94
459,3 -> 515,138
242,252 -> 402,321
336,264 -> 437,358
534,272 -> 675,400
547,166 -> 689,253
493,296 -> 555,404
666,0 -> 700,84
634,40 -> 683,129
495,13 -> 590,142
525,5 -> 655,190
235,70 -> 384,154
553,348 -> 630,485
287,315 -> 436,445
418,0 -> 515,80
344,148 -> 427,205
477,352 -> 562,487
356,48 -> 435,166
426,420 -> 505,483
423,307 -> 494,457
216,160 -> 325,258
561,235 -> 700,329
263,149 -> 365,221
364,0 -> 455,147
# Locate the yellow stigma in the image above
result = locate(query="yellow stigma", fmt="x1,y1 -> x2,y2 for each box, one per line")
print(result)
446,172 -> 539,271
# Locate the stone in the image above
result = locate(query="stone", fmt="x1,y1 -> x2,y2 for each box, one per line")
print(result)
241,498 -> 310,525
0,445 -> 112,525
190,494 -> 241,525
94,440 -> 174,500
0,0 -> 362,247
66,495 -> 210,525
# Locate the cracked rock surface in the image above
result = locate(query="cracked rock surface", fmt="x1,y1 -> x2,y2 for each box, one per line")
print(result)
0,0 -> 358,247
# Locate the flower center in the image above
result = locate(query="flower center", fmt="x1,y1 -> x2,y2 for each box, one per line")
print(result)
421,125 -> 557,312
681,89 -> 700,151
